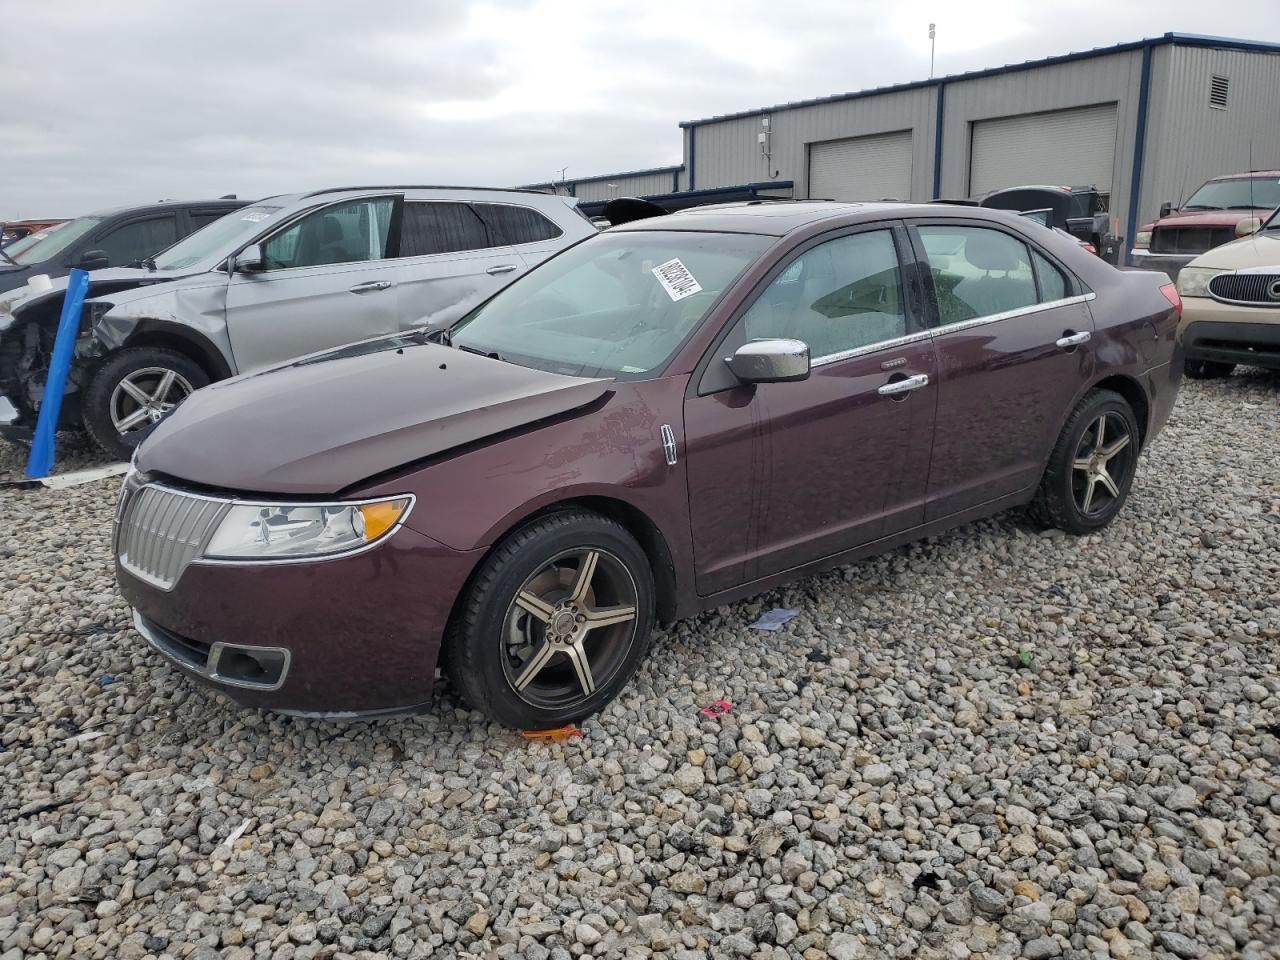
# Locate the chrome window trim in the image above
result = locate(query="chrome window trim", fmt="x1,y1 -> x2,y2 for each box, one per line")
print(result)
120,482 -> 416,569
809,293 -> 1096,367
811,329 -> 932,367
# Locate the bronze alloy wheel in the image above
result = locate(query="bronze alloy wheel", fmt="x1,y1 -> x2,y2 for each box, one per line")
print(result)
1069,411 -> 1135,517
500,547 -> 639,709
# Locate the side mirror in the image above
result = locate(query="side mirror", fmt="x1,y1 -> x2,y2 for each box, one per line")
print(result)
725,338 -> 810,384
233,243 -> 265,273
1158,201 -> 1173,218
1235,216 -> 1262,237
77,249 -> 109,271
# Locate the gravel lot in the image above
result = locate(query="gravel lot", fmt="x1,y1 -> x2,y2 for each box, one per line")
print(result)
1,372 -> 1278,960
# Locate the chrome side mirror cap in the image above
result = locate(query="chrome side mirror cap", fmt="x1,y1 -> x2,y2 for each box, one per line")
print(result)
725,338 -> 810,384
233,243 -> 265,273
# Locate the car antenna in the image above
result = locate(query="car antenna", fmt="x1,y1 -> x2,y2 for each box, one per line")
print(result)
1248,140 -> 1256,210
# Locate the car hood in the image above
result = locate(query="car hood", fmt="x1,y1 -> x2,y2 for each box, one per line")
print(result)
1146,208 -> 1268,230
1,266 -> 202,318
135,337 -> 613,495
1188,231 -> 1280,270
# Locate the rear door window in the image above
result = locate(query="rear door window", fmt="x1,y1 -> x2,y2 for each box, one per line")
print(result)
188,209 -> 231,232
95,216 -> 180,266
1032,250 -> 1068,301
916,226 -> 1039,325
474,204 -> 563,245
399,202 -> 496,257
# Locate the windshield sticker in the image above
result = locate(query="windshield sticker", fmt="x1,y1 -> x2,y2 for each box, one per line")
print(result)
651,258 -> 702,302
240,210 -> 271,222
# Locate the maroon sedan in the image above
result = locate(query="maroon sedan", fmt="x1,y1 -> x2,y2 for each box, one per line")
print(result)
115,202 -> 1183,727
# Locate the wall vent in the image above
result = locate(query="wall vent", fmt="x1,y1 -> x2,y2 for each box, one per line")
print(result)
1209,74 -> 1230,110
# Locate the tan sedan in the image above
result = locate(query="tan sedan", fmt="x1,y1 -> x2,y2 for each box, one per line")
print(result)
1175,215 -> 1280,378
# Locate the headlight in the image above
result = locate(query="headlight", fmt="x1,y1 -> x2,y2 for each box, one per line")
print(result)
1176,267 -> 1225,299
1133,230 -> 1153,249
202,497 -> 412,560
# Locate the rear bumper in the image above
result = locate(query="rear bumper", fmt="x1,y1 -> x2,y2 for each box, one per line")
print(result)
118,526 -> 484,717
1179,298 -> 1280,370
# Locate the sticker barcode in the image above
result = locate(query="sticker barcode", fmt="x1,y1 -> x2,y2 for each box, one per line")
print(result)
651,257 -> 703,302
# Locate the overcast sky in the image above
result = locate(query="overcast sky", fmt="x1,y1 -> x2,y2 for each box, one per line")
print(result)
2,1 -> 1277,217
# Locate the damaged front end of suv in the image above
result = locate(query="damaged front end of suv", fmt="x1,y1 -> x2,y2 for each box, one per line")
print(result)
0,269 -> 224,450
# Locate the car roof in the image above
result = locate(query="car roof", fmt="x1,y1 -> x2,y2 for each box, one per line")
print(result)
85,199 -> 246,218
1209,170 -> 1280,181
608,200 -> 1011,237
299,185 -> 556,199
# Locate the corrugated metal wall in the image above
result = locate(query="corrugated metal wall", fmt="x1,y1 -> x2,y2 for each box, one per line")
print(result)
688,86 -> 937,199
938,50 -> 1144,231
573,169 -> 681,201
1141,45 -> 1280,228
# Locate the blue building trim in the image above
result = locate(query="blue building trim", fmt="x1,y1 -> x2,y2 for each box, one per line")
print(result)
672,168 -> 680,191
931,82 -> 946,199
1124,44 -> 1154,266
688,127 -> 697,190
677,32 -> 1280,128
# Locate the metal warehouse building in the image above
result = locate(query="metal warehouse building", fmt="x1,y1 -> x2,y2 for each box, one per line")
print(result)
530,33 -> 1280,263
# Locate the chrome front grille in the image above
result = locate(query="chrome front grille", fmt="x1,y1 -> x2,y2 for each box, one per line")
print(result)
117,484 -> 228,590
1208,272 -> 1280,306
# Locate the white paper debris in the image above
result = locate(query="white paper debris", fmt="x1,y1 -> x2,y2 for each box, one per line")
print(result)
223,818 -> 252,846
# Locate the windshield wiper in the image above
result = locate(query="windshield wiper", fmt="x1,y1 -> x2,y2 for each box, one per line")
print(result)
0,230 -> 17,267
455,343 -> 504,362
1181,204 -> 1222,211
141,256 -> 157,271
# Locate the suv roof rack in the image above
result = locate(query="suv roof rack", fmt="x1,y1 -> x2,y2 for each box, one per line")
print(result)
300,185 -> 550,199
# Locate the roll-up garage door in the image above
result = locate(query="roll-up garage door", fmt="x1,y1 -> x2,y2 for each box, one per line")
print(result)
969,103 -> 1118,197
808,131 -> 913,201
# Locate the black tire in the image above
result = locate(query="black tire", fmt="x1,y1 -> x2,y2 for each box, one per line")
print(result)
442,510 -> 655,729
1029,389 -> 1140,535
1183,358 -> 1235,380
82,348 -> 209,460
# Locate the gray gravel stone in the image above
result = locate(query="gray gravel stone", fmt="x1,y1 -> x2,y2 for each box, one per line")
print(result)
1,377 -> 1277,959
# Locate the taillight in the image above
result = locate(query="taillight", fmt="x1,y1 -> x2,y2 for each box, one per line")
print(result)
1082,242 -> 1098,256
1159,282 -> 1182,316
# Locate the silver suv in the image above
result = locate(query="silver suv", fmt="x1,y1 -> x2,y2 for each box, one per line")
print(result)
0,186 -> 595,457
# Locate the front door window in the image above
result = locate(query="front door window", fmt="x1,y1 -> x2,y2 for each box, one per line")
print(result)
263,198 -> 394,270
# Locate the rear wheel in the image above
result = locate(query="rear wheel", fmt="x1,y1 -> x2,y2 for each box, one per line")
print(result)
443,510 -> 655,729
83,348 -> 208,459
1030,389 -> 1140,535
1183,358 -> 1235,380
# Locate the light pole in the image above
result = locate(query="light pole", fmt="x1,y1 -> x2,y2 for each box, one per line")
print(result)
929,23 -> 936,78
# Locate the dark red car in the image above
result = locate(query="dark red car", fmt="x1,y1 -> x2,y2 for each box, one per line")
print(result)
115,202 -> 1183,727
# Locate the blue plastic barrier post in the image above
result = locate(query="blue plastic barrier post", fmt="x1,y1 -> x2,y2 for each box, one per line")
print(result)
25,268 -> 91,478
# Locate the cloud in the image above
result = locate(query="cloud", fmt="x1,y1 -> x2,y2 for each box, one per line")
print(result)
1,0 -> 1275,216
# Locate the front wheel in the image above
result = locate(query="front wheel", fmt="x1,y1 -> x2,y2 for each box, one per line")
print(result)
443,511 -> 655,729
82,348 -> 208,459
1030,389 -> 1140,535
1183,358 -> 1235,380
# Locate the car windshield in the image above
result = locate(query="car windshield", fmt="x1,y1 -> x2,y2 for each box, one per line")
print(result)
450,230 -> 772,379
151,204 -> 283,270
3,217 -> 102,265
1182,177 -> 1280,211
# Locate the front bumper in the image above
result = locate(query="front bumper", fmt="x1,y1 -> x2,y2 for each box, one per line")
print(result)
1128,249 -> 1197,278
1179,297 -> 1280,370
118,525 -> 484,716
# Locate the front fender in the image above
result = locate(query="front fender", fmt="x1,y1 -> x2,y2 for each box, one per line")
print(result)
93,277 -> 232,369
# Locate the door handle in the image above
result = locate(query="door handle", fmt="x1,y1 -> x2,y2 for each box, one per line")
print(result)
486,264 -> 519,275
877,373 -> 929,396
1055,330 -> 1091,349
349,280 -> 393,293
